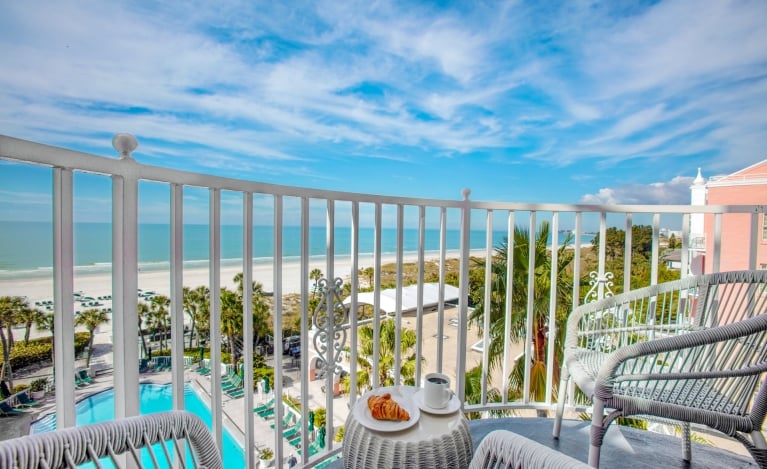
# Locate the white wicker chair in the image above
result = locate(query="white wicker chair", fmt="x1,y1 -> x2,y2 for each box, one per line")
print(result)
469,430 -> 591,469
0,410 -> 223,469
553,270 -> 767,468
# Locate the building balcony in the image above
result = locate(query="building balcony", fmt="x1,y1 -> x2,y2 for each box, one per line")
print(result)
0,134 -> 764,468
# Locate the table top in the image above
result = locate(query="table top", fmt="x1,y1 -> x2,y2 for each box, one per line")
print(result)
343,386 -> 473,468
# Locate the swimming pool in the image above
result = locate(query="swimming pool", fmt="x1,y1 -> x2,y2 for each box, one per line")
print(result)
32,383 -> 245,467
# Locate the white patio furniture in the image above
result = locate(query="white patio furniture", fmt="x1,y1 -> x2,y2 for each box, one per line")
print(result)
553,270 -> 767,467
342,385 -> 473,468
469,430 -> 591,469
0,410 -> 222,469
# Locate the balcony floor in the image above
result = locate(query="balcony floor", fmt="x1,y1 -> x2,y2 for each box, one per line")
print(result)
326,417 -> 757,468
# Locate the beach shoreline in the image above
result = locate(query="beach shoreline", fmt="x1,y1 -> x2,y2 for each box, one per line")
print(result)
0,250 -> 491,305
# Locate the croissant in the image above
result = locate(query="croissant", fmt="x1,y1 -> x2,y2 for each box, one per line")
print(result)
367,393 -> 410,421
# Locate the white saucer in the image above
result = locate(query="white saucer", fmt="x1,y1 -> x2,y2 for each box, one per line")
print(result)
413,388 -> 461,414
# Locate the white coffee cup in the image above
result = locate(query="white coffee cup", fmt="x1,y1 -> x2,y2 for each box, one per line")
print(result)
424,372 -> 452,409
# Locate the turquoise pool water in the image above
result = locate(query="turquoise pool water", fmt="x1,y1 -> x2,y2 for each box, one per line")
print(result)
31,383 -> 245,467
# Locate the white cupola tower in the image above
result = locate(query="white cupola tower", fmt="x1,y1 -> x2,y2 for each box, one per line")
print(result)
690,168 -> 706,236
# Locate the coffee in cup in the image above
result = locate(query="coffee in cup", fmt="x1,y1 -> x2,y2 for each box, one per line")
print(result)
424,372 -> 452,409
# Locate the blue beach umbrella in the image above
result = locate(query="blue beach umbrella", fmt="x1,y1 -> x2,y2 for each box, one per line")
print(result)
308,411 -> 315,431
263,377 -> 270,394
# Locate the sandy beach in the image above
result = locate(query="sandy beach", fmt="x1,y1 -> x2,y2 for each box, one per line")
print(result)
0,252 -> 478,306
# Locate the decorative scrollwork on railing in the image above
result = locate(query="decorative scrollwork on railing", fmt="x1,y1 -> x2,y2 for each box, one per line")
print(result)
584,271 -> 615,303
312,277 -> 348,377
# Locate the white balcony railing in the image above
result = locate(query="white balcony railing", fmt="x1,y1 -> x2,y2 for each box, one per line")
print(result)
0,133 -> 764,468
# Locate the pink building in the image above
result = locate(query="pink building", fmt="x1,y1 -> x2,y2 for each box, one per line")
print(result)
701,160 -> 767,273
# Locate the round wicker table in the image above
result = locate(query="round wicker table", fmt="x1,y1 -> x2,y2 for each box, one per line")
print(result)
342,386 -> 473,469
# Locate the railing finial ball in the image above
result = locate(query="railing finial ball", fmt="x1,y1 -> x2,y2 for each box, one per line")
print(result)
461,188 -> 471,200
112,133 -> 138,158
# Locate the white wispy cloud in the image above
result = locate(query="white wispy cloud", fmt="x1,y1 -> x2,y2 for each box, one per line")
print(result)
580,176 -> 695,205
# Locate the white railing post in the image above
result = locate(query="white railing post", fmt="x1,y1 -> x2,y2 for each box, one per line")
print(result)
456,189 -> 471,403
111,134 -> 140,424
53,167 -> 75,429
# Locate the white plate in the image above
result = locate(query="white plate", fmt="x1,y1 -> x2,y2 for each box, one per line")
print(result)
413,388 -> 461,415
354,391 -> 420,432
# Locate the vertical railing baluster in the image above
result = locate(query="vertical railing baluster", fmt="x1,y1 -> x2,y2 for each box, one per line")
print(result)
501,210 -> 514,402
713,213 -> 722,273
415,205 -> 425,386
545,212 -> 559,404
324,198 -> 334,446
523,212 -> 536,404
651,213 -> 660,285
170,183 -> 184,409
437,207 -> 447,373
349,201 -> 360,403
681,213 -> 690,277
624,213 -> 633,293
456,189 -> 471,403
299,196 -> 310,464
209,188 -> 222,451
394,204 -> 403,384
273,194 -> 284,463
111,134 -> 140,431
242,192 -> 254,469
53,167 -> 76,428
481,209 -> 493,405
372,203 -> 382,388
597,212 -> 607,300
572,212 -> 582,308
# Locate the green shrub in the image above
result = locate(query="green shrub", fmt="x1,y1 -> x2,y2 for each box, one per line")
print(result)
0,332 -> 90,371
29,377 -> 48,392
252,367 -> 274,390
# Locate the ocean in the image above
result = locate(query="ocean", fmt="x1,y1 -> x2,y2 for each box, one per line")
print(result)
0,221 -> 592,280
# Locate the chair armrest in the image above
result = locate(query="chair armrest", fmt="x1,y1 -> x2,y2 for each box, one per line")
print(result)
469,430 -> 591,469
0,410 -> 223,469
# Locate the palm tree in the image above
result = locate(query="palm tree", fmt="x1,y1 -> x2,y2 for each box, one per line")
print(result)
35,312 -> 55,363
355,319 -> 420,392
232,273 -> 271,357
0,296 -> 25,387
74,308 -> 109,368
137,301 -> 151,358
360,267 -> 374,288
220,287 -> 243,365
469,221 -> 574,410
148,295 -> 171,352
21,306 -> 46,345
310,268 -> 323,298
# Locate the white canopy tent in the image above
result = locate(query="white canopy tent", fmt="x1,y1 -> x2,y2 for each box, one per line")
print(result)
342,283 -> 460,316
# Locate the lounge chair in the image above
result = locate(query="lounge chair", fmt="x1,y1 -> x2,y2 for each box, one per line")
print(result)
15,391 -> 39,408
221,375 -> 242,391
74,374 -> 90,387
281,421 -> 301,440
271,413 -> 293,430
225,386 -> 244,399
257,406 -> 275,419
0,411 -> 223,468
286,433 -> 302,448
0,401 -> 24,416
76,369 -> 94,385
554,270 -> 767,468
297,439 -> 324,458
253,397 -> 275,414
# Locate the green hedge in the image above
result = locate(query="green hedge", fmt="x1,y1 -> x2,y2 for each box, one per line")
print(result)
0,333 -> 89,371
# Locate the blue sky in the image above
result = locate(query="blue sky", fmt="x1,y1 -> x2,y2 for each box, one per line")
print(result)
1,0 -> 767,225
